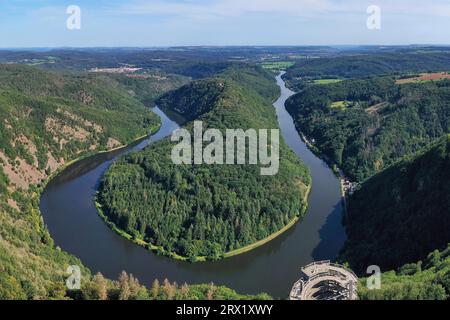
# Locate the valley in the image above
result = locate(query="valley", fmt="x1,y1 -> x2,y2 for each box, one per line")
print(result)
283,53 -> 450,300
1,45 -> 449,301
39,70 -> 346,298
98,66 -> 311,261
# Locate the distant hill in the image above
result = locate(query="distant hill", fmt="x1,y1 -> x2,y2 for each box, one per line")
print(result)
98,66 -> 311,261
341,135 -> 450,273
284,52 -> 450,91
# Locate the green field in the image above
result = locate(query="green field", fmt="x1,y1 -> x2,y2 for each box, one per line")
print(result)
330,100 -> 351,110
261,61 -> 295,71
313,78 -> 342,85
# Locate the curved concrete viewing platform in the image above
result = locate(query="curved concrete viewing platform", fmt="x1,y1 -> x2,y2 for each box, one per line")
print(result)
290,261 -> 358,300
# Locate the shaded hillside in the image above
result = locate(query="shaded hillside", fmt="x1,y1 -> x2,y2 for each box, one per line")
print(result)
0,64 -> 168,190
157,78 -> 225,122
341,135 -> 450,273
157,65 -> 280,122
358,244 -> 450,300
108,73 -> 190,107
98,66 -> 311,261
286,77 -> 450,181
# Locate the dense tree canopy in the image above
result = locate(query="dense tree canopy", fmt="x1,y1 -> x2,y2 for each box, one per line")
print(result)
358,244 -> 450,300
286,77 -> 450,181
3,46 -> 450,300
283,52 -> 450,91
0,64 -> 171,167
341,135 -> 450,273
98,66 -> 311,261
0,64 -> 183,299
65,271 -> 271,301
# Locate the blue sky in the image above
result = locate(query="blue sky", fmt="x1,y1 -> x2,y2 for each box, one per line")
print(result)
1,0 -> 450,47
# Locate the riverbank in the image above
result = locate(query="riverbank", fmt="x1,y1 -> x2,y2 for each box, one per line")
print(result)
92,73 -> 314,263
223,184 -> 312,258
95,182 -> 312,263
297,131 -> 349,216
35,121 -> 161,249
0,133 -> 167,301
40,121 -> 161,191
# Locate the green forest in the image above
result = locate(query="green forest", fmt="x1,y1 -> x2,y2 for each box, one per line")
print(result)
283,52 -> 450,300
283,52 -> 450,91
98,66 -> 311,261
358,243 -> 450,300
285,76 -> 450,181
0,267 -> 270,300
2,46 -> 450,300
0,64 -> 224,299
340,135 -> 450,273
0,64 -> 168,166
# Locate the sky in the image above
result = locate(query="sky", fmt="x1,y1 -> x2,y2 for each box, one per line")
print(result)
1,0 -> 450,47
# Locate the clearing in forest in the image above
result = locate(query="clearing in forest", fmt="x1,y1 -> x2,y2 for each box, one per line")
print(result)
396,72 -> 450,84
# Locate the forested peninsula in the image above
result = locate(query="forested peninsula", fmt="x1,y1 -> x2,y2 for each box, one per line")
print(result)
97,66 -> 311,261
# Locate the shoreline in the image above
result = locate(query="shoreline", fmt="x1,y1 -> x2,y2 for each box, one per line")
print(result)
224,184 -> 312,258
27,121 -> 162,278
37,72 -> 347,297
297,130 -> 348,208
92,74 -> 314,263
95,183 -> 312,263
40,121 -> 161,191
36,120 -> 162,246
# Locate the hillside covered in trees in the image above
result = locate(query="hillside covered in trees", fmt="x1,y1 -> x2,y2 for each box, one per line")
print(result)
358,243 -> 450,300
283,52 -> 450,91
285,76 -> 450,181
340,135 -> 450,273
0,64 -> 187,299
98,66 -> 311,261
3,47 -> 449,300
64,272 -> 271,301
0,64 -> 167,167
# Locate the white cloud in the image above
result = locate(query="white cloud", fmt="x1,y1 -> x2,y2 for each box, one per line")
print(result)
115,0 -> 339,18
114,0 -> 450,19
29,5 -> 66,21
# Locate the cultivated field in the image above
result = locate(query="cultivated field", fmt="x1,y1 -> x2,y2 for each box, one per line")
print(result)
313,78 -> 342,85
396,72 -> 450,84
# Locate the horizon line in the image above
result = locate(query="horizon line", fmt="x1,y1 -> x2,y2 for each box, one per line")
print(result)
2,44 -> 450,50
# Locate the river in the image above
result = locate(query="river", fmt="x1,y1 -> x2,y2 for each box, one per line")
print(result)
40,72 -> 346,298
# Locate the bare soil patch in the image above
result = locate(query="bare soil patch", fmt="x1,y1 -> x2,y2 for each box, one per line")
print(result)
396,72 -> 450,84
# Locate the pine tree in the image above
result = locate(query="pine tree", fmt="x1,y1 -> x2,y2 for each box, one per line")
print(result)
207,282 -> 216,300
151,279 -> 160,299
163,278 -> 175,300
93,273 -> 108,300
180,282 -> 189,299
118,271 -> 130,300
128,274 -> 147,300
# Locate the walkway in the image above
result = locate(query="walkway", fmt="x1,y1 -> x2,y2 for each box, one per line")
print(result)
290,261 -> 358,300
